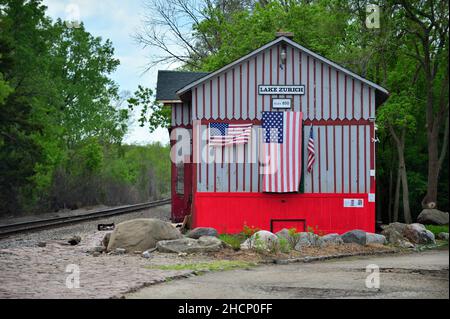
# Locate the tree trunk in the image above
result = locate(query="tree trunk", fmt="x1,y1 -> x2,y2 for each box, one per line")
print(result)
422,127 -> 439,208
389,125 -> 411,223
393,161 -> 400,222
397,131 -> 412,223
388,166 -> 393,223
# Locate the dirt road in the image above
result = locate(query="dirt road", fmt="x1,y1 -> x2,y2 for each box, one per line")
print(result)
127,250 -> 449,299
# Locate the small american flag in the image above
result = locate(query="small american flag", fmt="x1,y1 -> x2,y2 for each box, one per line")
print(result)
307,125 -> 315,173
209,122 -> 252,146
262,111 -> 303,193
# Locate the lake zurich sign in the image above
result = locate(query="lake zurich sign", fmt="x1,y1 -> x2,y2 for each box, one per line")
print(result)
258,85 -> 305,95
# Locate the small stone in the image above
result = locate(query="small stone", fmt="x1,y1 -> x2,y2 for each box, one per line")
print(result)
114,248 -> 126,255
92,252 -> 101,257
437,232 -> 449,241
133,251 -> 143,255
68,235 -> 81,246
142,250 -> 152,259
178,252 -> 188,257
37,242 -> 46,247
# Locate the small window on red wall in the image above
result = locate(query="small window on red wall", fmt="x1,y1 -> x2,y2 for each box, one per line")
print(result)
176,163 -> 184,195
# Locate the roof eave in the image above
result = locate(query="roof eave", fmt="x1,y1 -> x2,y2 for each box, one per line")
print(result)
176,36 -> 390,97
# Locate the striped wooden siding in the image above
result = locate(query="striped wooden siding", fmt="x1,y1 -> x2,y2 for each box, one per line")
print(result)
171,102 -> 192,126
195,124 -> 372,194
191,44 -> 375,121
189,42 -> 375,194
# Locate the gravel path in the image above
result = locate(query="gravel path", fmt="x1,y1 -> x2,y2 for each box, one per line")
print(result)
0,204 -> 171,250
127,250 -> 449,299
0,204 -> 218,299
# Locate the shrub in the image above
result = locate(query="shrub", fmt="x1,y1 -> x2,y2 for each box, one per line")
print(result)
219,234 -> 244,250
425,225 -> 449,236
278,237 -> 291,253
242,224 -> 260,238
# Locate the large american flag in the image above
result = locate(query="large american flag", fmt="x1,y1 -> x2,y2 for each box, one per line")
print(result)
261,111 -> 303,193
209,122 -> 252,146
307,125 -> 315,173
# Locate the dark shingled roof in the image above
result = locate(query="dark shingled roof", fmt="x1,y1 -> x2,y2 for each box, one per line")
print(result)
156,70 -> 210,101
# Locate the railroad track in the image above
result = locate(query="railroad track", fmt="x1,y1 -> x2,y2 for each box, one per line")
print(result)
0,198 -> 171,238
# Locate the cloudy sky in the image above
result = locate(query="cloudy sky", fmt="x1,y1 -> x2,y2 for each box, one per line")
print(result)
42,0 -> 176,145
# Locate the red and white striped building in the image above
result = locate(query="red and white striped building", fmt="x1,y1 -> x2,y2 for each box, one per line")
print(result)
156,34 -> 389,234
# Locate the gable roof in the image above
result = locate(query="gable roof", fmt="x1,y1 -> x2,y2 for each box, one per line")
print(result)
156,70 -> 210,102
176,36 -> 389,99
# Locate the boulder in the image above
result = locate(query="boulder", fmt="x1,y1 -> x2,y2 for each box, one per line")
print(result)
240,230 -> 279,250
68,235 -> 81,246
381,222 -> 407,234
341,230 -> 367,245
294,232 -> 323,250
417,209 -> 449,225
398,240 -> 415,249
403,223 -> 436,245
321,233 -> 344,245
365,233 -> 387,245
156,236 -> 222,253
437,232 -> 449,241
102,232 -> 111,248
186,227 -> 218,239
107,218 -> 183,252
275,228 -> 291,241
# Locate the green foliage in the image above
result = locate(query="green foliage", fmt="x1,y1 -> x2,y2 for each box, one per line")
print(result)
242,224 -> 260,238
127,86 -> 171,134
147,260 -> 256,272
278,237 -> 291,254
218,234 -> 245,250
425,225 -> 449,237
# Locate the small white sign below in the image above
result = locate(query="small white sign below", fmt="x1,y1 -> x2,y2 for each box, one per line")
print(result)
368,193 -> 376,202
370,169 -> 376,177
344,199 -> 364,208
272,98 -> 291,109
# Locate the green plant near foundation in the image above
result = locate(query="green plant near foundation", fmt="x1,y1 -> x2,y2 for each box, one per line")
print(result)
278,237 -> 291,253
147,260 -> 257,272
219,234 -> 245,250
288,228 -> 300,248
425,225 -> 449,237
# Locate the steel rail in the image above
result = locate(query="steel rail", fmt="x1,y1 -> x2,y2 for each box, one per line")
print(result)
0,198 -> 171,238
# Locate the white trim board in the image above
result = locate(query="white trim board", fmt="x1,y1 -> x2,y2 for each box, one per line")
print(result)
176,36 -> 389,97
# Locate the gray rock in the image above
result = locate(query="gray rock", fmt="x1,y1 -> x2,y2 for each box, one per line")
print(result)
341,230 -> 367,245
102,233 -> 111,248
365,233 -> 387,245
399,240 -> 415,249
186,227 -> 218,239
403,223 -> 436,245
88,246 -> 106,254
114,248 -> 127,255
381,222 -> 407,234
142,250 -> 152,259
92,252 -> 101,257
107,218 -> 183,252
37,242 -> 47,247
321,233 -> 344,245
68,235 -> 81,246
381,226 -> 405,245
275,228 -> 290,240
437,232 -> 449,241
157,236 -> 222,254
417,209 -> 449,225
294,232 -> 323,250
240,230 -> 279,250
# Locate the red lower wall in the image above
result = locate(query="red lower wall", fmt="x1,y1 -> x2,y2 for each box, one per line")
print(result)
193,192 -> 375,235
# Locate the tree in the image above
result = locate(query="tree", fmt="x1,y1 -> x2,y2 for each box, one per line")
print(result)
395,0 -> 449,209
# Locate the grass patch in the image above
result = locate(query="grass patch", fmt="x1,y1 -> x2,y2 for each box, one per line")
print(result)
147,260 -> 257,272
219,234 -> 246,250
425,225 -> 449,236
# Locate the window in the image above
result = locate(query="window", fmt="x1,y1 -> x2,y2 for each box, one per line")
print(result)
176,163 -> 184,195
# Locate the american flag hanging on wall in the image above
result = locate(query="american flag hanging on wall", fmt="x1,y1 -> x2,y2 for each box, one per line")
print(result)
307,125 -> 315,173
209,122 -> 252,146
262,111 -> 303,193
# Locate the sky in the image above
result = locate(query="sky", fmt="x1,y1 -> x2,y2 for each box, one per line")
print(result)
42,0 -> 175,145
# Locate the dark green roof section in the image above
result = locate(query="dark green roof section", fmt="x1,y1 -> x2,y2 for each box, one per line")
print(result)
156,70 -> 210,101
